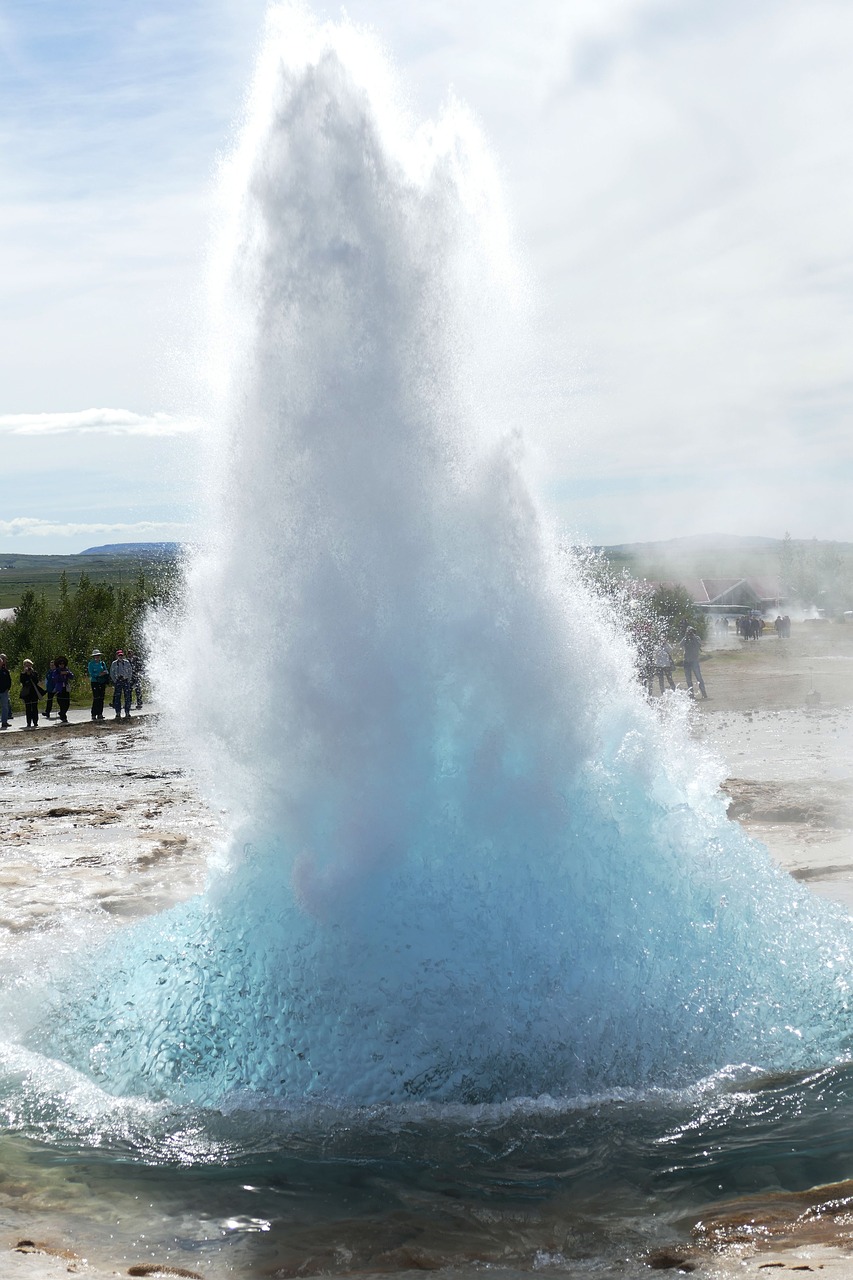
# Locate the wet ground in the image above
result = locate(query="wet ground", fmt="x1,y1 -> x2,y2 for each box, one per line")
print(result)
0,708 -> 217,973
692,625 -> 853,913
2,625 -> 853,1278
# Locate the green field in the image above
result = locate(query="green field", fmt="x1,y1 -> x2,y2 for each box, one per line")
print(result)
0,552 -> 177,610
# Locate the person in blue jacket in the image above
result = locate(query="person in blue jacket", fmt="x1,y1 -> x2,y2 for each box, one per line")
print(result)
44,659 -> 58,718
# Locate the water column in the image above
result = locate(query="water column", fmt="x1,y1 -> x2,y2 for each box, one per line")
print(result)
40,7 -> 853,1106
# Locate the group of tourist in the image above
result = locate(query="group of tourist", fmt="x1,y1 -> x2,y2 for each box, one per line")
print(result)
712,613 -> 793,639
0,649 -> 144,730
642,610 -> 798,702
736,611 -> 774,639
644,627 -> 708,700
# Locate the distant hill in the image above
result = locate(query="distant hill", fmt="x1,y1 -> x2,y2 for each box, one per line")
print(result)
600,533 -> 786,557
79,542 -> 181,558
590,534 -> 853,612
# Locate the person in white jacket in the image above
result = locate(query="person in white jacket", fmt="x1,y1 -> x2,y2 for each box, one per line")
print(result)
110,649 -> 134,720
653,638 -> 676,693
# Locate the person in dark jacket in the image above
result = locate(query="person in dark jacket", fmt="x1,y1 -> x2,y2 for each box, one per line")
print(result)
128,650 -> 145,710
0,653 -> 11,729
53,655 -> 74,723
681,628 -> 708,699
20,659 -> 43,728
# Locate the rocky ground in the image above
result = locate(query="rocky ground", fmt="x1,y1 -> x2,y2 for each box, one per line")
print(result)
0,707 -> 217,949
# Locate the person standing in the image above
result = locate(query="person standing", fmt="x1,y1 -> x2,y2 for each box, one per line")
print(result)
681,627 -> 708,699
653,637 -> 676,693
128,650 -> 145,710
88,649 -> 109,721
44,659 -> 58,718
0,653 -> 11,729
53,656 -> 74,723
20,659 -> 44,728
110,649 -> 133,720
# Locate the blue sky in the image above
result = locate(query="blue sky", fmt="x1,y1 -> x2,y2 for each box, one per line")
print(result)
2,0 -> 852,552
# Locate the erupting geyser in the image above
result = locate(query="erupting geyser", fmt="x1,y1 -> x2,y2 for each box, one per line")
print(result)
40,7 -> 853,1106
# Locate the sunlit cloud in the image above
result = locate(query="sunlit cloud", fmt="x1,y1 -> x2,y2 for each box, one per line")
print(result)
0,409 -> 204,437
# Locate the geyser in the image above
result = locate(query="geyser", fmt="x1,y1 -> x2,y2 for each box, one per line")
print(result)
40,7 -> 853,1106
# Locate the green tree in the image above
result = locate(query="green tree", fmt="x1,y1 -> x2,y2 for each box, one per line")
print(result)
647,584 -> 706,641
0,570 -> 173,710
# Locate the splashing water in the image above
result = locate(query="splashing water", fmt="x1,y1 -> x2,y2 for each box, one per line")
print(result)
38,7 -> 853,1106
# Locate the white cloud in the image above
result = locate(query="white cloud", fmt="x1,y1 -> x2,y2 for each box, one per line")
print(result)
490,0 -> 853,542
0,409 -> 204,437
0,518 -> 192,539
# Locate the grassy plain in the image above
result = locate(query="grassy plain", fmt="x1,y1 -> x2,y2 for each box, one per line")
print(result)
0,552 -> 176,610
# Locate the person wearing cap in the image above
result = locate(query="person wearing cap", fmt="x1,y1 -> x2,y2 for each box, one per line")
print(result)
88,648 -> 109,721
110,649 -> 133,720
0,653 -> 11,729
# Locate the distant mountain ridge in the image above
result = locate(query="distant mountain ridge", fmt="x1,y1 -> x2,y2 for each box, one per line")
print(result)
596,533 -> 853,560
594,535 -> 845,555
79,542 -> 181,557
600,533 -> 785,555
